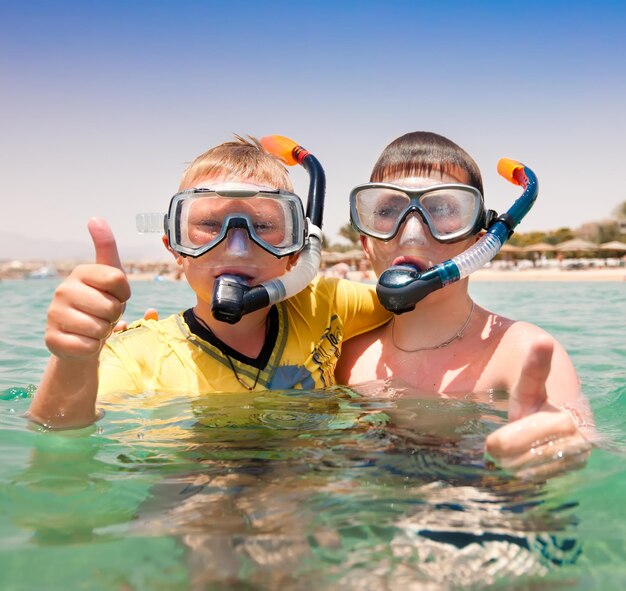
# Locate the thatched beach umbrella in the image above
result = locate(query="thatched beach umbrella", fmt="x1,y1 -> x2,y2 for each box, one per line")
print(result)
322,249 -> 366,266
555,239 -> 598,253
597,241 -> 626,262
494,242 -> 525,263
343,248 -> 366,260
523,242 -> 557,253
321,250 -> 343,264
598,241 -> 626,253
499,243 -> 525,254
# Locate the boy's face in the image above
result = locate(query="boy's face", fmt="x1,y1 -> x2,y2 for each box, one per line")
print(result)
361,170 -> 479,277
163,175 -> 297,305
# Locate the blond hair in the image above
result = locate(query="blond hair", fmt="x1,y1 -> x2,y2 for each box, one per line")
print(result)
179,135 -> 293,191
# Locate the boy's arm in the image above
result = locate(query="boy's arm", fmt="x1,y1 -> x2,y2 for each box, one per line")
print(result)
27,219 -> 130,429
334,279 -> 392,339
335,328 -> 383,385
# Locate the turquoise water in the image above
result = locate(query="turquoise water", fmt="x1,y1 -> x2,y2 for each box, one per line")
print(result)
0,278 -> 625,590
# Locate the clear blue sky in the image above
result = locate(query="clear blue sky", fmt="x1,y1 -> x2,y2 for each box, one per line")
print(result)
2,0 -> 625,260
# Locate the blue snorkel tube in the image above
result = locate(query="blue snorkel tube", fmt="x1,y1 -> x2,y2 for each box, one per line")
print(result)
211,135 -> 325,324
377,158 -> 538,314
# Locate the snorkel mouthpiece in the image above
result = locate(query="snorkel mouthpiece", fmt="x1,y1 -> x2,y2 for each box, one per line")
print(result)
377,159 -> 538,314
377,266 -> 443,314
212,275 -> 270,324
212,275 -> 249,324
211,135 -> 325,323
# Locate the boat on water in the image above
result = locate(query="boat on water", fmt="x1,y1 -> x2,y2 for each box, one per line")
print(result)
25,266 -> 58,279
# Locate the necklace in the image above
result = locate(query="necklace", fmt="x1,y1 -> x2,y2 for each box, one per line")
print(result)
192,310 -> 267,391
391,300 -> 475,353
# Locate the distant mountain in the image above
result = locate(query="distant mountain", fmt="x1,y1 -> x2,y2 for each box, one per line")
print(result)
1,233 -> 169,262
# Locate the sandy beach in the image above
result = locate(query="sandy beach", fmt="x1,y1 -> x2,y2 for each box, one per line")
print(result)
150,268 -> 626,284
125,266 -> 626,283
3,264 -> 624,283
341,266 -> 626,283
470,267 -> 626,282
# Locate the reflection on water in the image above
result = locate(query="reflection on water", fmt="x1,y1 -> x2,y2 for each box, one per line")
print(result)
1,387 -> 601,590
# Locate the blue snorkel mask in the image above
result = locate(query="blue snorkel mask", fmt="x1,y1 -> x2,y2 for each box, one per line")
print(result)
353,158 -> 538,314
137,135 -> 325,324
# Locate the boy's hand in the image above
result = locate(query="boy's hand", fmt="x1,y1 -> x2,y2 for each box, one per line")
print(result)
45,218 -> 131,359
113,308 -> 159,332
485,338 -> 590,480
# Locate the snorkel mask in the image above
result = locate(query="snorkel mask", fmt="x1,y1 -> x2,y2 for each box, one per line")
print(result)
163,183 -> 307,259
137,135 -> 325,324
359,159 -> 538,314
351,181 -> 492,244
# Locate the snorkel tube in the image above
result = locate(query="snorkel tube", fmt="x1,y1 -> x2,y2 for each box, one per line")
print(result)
377,159 -> 538,314
211,135 -> 325,324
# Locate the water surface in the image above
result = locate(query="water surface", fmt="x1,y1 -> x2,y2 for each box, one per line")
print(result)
0,278 -> 624,590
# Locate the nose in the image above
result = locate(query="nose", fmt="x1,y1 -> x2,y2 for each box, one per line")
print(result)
398,213 -> 429,246
224,227 -> 251,257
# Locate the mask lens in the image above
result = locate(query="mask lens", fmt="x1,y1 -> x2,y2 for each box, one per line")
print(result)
174,192 -> 304,255
354,188 -> 411,237
250,197 -> 299,248
419,188 -> 479,239
184,197 -> 224,247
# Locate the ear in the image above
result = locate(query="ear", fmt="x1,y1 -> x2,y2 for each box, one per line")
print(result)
162,235 -> 184,265
360,234 -> 373,260
286,251 -> 300,271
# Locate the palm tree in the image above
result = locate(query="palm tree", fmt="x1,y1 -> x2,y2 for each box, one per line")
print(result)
612,200 -> 626,219
337,223 -> 360,247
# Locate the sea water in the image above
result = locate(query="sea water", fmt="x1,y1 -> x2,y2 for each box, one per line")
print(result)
0,278 -> 624,590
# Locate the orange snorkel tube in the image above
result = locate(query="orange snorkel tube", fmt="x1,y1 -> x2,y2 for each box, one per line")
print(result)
260,135 -> 325,228
211,135 -> 326,324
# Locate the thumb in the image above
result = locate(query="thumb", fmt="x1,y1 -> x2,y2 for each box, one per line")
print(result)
88,218 -> 123,270
509,337 -> 553,422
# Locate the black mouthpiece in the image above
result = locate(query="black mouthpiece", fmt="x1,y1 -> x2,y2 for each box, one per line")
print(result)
376,265 -> 443,314
211,275 -> 249,324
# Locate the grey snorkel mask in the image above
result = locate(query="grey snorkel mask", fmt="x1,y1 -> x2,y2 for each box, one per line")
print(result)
349,158 -> 538,314
137,135 -> 326,324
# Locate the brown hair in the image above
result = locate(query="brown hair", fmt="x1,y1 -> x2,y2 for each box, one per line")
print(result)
179,135 -> 293,191
370,131 -> 483,195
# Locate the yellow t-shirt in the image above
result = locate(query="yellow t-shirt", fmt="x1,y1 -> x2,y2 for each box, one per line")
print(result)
99,277 -> 390,397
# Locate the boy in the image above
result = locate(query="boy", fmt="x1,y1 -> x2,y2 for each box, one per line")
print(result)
29,136 -> 390,429
337,131 -> 593,478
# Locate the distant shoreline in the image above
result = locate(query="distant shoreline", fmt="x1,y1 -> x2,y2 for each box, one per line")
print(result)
126,268 -> 626,283
469,267 -> 626,282
343,267 -> 626,283
2,268 -> 624,283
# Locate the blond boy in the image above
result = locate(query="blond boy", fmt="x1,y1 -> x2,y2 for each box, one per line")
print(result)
29,137 -> 390,428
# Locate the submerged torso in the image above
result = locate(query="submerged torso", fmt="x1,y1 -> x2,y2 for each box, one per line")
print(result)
337,305 -> 524,394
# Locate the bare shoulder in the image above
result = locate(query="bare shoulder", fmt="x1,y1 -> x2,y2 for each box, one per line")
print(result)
494,315 -> 560,351
475,305 -> 552,348
477,309 -> 580,397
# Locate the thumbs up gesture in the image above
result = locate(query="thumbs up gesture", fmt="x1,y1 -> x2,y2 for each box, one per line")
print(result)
485,336 -> 592,480
45,218 -> 131,359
